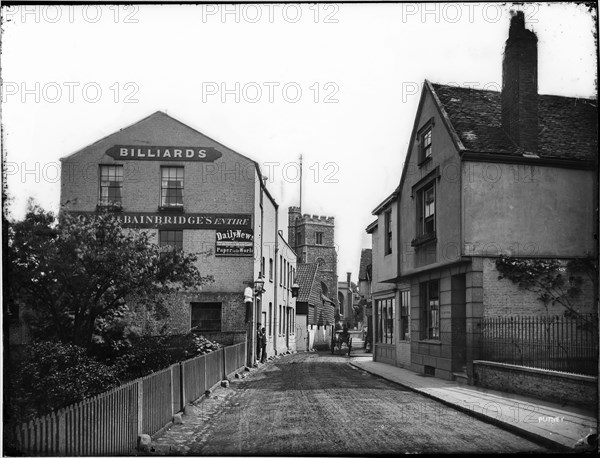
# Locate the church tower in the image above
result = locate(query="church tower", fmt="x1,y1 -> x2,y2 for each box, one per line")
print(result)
288,206 -> 338,308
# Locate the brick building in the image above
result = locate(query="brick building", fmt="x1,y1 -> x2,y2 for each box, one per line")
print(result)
59,111 -> 297,365
367,11 -> 597,387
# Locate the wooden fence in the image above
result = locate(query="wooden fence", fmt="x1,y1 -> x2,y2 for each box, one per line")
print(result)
9,341 -> 247,456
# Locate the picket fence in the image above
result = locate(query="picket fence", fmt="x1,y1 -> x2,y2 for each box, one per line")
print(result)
10,342 -> 247,456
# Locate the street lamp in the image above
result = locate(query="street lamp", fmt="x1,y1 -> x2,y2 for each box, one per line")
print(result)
254,277 -> 265,296
291,282 -> 300,298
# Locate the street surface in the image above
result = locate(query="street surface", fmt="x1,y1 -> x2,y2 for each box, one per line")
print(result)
152,352 -> 550,455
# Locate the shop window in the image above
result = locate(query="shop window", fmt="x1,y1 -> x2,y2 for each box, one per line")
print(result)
191,302 -> 221,331
161,166 -> 184,208
420,280 -> 439,340
159,230 -> 183,254
384,210 -> 392,255
376,298 -> 395,344
400,290 -> 410,341
99,165 -> 123,207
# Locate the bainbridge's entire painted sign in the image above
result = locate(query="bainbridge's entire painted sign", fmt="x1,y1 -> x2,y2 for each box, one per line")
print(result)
74,212 -> 251,229
106,145 -> 222,162
215,229 -> 254,257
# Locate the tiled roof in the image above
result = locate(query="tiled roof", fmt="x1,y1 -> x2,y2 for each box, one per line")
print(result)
431,83 -> 597,161
358,249 -> 372,281
296,263 -> 318,303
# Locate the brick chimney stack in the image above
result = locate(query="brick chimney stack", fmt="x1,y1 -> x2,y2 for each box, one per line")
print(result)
502,10 -> 538,154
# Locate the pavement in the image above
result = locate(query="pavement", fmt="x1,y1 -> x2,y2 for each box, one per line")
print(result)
349,353 -> 598,453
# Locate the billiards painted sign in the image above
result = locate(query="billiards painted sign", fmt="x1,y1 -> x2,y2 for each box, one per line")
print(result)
73,212 -> 251,229
215,229 -> 254,257
106,145 -> 222,162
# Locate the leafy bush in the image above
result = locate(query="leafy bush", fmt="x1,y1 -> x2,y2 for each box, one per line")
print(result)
110,335 -> 175,380
9,341 -> 120,422
110,333 -> 223,381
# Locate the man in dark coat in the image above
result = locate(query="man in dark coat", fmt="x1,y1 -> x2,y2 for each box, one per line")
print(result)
256,323 -> 262,363
260,327 -> 268,363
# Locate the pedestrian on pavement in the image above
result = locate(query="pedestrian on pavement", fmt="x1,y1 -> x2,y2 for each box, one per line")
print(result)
256,323 -> 263,362
260,327 -> 268,363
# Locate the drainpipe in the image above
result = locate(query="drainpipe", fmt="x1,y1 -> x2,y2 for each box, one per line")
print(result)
274,206 -> 279,354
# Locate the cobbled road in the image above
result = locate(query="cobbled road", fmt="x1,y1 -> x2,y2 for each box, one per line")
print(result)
151,352 -> 550,455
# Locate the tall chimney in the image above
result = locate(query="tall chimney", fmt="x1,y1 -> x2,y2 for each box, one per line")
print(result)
502,10 -> 538,153
347,272 -> 351,287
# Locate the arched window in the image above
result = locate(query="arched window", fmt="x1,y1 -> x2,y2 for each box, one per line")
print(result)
338,291 -> 345,315
321,281 -> 329,297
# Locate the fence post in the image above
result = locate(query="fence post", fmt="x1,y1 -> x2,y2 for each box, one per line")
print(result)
179,363 -> 186,408
170,366 -> 175,417
57,409 -> 66,456
137,380 -> 143,436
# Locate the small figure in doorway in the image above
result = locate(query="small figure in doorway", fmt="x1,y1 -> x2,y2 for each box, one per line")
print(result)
260,327 -> 268,363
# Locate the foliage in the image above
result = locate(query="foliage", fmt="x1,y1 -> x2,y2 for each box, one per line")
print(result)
110,333 -> 223,381
6,202 -> 212,348
10,341 -> 120,422
495,255 -> 597,322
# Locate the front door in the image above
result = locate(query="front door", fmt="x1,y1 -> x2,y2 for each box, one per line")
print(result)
451,275 -> 467,372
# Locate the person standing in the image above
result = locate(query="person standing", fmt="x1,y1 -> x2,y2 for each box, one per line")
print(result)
256,323 -> 262,364
260,327 -> 268,363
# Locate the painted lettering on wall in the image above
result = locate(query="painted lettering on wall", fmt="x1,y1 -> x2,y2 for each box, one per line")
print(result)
73,212 -> 251,229
215,229 -> 254,257
106,145 -> 222,162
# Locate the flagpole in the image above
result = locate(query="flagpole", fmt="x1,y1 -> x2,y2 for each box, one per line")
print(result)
299,154 -> 303,214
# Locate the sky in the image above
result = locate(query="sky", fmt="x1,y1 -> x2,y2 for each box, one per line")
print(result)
1,2 -> 597,279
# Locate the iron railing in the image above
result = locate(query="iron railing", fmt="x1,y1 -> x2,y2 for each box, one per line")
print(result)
479,315 -> 598,376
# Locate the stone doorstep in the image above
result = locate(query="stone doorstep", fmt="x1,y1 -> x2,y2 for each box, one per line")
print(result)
452,372 -> 469,385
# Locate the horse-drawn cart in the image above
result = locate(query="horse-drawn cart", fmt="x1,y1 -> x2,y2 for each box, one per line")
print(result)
331,329 -> 352,356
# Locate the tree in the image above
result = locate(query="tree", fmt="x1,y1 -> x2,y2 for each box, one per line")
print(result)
7,201 -> 212,348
